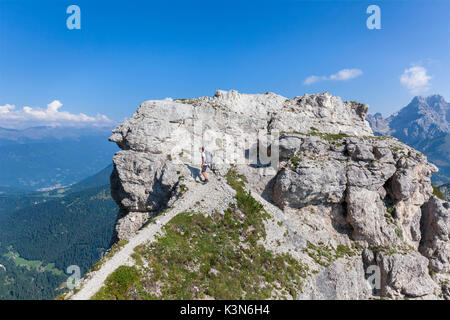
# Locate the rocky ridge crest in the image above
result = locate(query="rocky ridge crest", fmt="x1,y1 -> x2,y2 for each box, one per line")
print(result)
104,90 -> 450,299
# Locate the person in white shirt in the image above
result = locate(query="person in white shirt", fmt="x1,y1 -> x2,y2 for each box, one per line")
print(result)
199,146 -> 209,184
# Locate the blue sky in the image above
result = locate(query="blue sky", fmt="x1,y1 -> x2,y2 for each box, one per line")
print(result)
0,0 -> 449,128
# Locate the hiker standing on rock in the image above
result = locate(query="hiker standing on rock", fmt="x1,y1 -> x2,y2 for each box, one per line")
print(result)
199,147 -> 210,184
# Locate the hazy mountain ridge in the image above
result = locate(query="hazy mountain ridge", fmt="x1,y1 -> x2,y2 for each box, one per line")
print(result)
0,125 -> 115,145
0,126 -> 118,190
367,95 -> 450,184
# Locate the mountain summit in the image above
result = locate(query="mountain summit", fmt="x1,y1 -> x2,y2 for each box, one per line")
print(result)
367,95 -> 450,184
64,90 -> 450,300
368,95 -> 449,140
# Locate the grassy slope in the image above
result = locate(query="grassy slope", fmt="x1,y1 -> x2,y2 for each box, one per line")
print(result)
93,168 -> 310,300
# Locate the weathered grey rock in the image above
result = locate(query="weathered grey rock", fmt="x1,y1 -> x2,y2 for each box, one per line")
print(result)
375,251 -> 437,298
111,210 -> 153,244
272,134 -> 436,249
278,135 -> 303,160
273,163 -> 347,209
111,151 -> 178,212
351,143 -> 375,162
390,171 -> 417,201
442,279 -> 450,300
420,196 -> 450,273
346,187 -> 397,247
305,257 -> 372,300
386,160 -> 436,246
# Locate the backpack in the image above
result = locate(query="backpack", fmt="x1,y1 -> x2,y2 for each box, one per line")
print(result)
205,151 -> 213,165
205,151 -> 215,171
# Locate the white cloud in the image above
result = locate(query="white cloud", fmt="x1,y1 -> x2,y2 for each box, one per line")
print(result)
303,68 -> 363,85
400,66 -> 432,94
0,104 -> 15,114
303,75 -> 325,85
0,100 -> 114,129
329,69 -> 363,81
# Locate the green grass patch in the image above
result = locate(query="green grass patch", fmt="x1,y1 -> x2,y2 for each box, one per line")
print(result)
289,156 -> 302,171
304,242 -> 358,267
368,243 -> 413,256
2,248 -> 63,275
89,239 -> 129,272
281,131 -> 350,142
432,184 -> 445,201
93,168 -> 310,300
395,228 -> 403,239
92,266 -> 142,300
309,132 -> 350,141
225,167 -> 248,194
178,184 -> 189,197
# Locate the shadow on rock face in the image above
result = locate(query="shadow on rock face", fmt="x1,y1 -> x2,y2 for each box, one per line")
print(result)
184,163 -> 201,180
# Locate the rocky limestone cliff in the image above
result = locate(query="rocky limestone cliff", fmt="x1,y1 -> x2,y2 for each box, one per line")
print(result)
108,90 -> 371,240
101,90 -> 450,300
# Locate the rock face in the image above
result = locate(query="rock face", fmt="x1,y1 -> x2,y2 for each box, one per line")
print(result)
270,132 -> 442,298
420,196 -> 450,273
108,90 -> 450,299
366,112 -> 390,135
374,251 -> 437,298
273,134 -> 436,248
109,90 -> 372,240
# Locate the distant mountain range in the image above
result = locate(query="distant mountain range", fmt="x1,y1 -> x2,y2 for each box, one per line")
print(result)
0,125 -> 114,145
367,94 -> 450,185
0,126 -> 118,190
